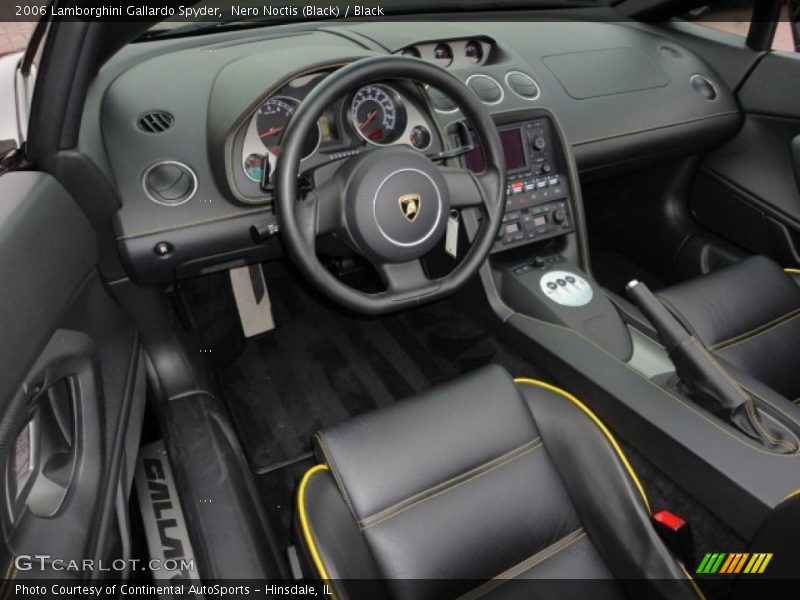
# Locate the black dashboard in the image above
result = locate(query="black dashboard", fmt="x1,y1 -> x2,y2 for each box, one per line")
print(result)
83,20 -> 741,284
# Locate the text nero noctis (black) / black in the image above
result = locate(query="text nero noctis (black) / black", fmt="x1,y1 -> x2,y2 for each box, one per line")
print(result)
230,5 -> 386,19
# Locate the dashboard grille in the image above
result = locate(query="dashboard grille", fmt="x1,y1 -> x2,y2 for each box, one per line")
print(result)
138,111 -> 174,133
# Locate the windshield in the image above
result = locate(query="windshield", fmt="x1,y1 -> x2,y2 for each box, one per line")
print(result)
141,0 -> 609,38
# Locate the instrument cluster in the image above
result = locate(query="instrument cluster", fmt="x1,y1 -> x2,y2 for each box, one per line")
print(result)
234,74 -> 439,203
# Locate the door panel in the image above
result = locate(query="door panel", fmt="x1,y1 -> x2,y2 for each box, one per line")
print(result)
0,172 -> 143,578
0,173 -> 97,397
3,329 -> 103,564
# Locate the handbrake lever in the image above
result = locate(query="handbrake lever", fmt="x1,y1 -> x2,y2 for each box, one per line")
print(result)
626,280 -> 795,453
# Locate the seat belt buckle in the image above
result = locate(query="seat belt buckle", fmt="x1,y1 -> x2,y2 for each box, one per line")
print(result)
652,509 -> 694,565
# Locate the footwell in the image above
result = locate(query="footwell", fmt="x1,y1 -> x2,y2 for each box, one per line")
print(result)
217,262 -> 541,473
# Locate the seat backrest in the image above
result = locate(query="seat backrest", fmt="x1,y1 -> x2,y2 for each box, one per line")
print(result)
304,365 -> 696,600
314,366 -> 582,598
658,256 -> 800,401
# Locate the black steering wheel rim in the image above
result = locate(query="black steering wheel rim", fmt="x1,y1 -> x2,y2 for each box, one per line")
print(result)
275,55 -> 506,315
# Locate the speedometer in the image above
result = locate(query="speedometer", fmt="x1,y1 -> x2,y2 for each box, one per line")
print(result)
256,97 -> 320,160
351,84 -> 407,145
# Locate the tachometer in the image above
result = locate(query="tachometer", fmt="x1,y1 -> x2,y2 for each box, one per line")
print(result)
256,97 -> 320,159
350,84 -> 407,145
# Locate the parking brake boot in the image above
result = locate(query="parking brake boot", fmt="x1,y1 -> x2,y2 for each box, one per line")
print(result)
626,280 -> 796,455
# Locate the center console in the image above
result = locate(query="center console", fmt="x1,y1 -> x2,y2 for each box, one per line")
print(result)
459,111 -> 630,359
470,116 -> 800,544
463,118 -> 575,254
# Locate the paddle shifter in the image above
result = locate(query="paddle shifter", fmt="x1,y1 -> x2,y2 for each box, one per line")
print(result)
626,280 -> 796,454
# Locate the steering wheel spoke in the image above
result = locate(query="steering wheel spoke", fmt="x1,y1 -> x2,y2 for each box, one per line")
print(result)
294,176 -> 343,244
441,166 -> 499,211
377,259 -> 430,295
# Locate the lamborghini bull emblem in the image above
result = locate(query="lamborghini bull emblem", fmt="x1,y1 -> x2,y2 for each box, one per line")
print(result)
399,193 -> 421,223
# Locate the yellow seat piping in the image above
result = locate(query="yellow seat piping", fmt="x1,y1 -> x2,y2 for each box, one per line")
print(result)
296,464 -> 333,584
514,377 -> 651,513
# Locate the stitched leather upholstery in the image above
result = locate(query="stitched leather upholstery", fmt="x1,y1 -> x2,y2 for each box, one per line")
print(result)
296,365 -> 698,599
658,256 -> 800,401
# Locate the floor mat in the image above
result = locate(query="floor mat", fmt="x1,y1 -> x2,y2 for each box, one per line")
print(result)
218,263 -> 541,474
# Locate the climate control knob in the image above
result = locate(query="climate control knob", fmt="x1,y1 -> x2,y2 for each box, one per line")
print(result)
553,209 -> 567,223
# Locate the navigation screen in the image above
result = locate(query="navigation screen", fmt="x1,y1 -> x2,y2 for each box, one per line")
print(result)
464,128 -> 526,172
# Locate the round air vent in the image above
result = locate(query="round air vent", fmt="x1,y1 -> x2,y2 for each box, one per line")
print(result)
142,161 -> 197,206
137,111 -> 174,133
504,71 -> 541,101
466,74 -> 503,105
426,86 -> 458,113
690,74 -> 717,101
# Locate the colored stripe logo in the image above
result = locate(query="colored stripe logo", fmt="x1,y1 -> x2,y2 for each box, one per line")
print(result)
696,553 -> 773,574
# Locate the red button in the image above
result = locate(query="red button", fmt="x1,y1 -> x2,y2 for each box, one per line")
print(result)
653,510 -> 686,532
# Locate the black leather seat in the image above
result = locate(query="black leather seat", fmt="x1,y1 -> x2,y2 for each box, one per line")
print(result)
294,365 -> 701,599
658,256 -> 800,404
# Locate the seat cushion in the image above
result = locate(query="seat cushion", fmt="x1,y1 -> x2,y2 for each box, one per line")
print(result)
657,256 -> 800,401
295,365 -> 699,600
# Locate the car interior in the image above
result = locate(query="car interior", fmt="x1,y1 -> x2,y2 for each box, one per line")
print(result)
1,0 -> 800,596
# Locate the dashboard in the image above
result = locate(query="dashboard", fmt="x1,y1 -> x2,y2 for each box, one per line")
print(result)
85,21 -> 741,285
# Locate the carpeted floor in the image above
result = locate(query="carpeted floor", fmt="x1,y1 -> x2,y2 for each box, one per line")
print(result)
217,262 -> 542,474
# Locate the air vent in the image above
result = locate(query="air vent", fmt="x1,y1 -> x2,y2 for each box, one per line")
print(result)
505,71 -> 541,101
137,111 -> 174,133
466,74 -> 503,105
143,161 -> 197,206
690,74 -> 718,101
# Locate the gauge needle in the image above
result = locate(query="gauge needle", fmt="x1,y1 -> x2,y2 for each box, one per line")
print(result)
259,126 -> 283,139
359,110 -> 379,130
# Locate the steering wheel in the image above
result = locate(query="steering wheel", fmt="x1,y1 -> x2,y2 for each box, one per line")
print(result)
275,56 -> 506,314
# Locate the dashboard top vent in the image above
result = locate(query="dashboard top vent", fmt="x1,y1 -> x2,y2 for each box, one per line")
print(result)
505,71 -> 541,101
466,74 -> 503,105
138,111 -> 174,133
